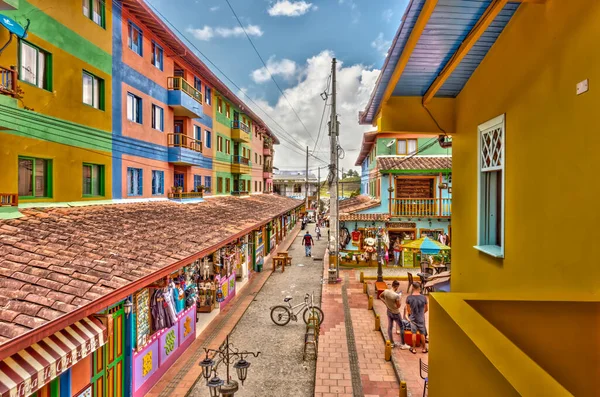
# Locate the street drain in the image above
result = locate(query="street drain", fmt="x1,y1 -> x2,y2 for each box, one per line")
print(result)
313,258 -> 323,261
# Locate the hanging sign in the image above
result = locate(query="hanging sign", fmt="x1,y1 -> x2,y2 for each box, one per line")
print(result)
135,289 -> 151,348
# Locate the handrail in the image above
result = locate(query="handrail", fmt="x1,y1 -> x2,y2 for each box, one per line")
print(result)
168,191 -> 204,199
167,133 -> 203,152
0,193 -> 18,207
0,67 -> 17,97
231,120 -> 250,133
232,155 -> 249,165
391,197 -> 452,217
167,77 -> 202,104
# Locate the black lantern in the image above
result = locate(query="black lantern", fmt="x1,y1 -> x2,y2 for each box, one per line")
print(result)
207,375 -> 224,397
234,359 -> 251,384
199,354 -> 215,381
123,298 -> 133,318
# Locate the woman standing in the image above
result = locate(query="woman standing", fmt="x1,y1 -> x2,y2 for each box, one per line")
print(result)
393,238 -> 402,266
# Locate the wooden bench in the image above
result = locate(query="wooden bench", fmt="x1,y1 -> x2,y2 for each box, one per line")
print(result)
272,256 -> 291,272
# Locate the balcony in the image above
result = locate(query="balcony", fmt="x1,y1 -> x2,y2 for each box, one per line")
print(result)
168,191 -> 204,200
0,67 -> 17,97
263,167 -> 273,179
0,193 -> 18,206
231,155 -> 251,174
231,120 -> 250,143
231,190 -> 249,196
390,198 -> 451,218
167,77 -> 203,118
167,133 -> 205,166
263,146 -> 272,156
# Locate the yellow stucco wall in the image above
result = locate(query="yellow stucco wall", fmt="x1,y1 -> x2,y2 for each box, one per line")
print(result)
378,97 -> 456,134
452,0 -> 600,294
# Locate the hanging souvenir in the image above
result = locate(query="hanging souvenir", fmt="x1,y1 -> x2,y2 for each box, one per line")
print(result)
216,286 -> 224,302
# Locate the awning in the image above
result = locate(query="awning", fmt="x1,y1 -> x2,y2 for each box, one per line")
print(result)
0,316 -> 107,397
0,15 -> 27,39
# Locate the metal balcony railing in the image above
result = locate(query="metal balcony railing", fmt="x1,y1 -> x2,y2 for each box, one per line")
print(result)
231,120 -> 250,133
0,193 -> 18,206
0,67 -> 17,97
232,155 -> 250,165
167,77 -> 202,104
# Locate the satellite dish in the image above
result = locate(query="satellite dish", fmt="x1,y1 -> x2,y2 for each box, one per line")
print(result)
386,139 -> 396,148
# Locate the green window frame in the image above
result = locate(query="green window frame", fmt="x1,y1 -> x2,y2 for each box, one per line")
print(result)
83,0 -> 106,28
83,70 -> 105,110
82,163 -> 105,197
18,156 -> 52,199
18,40 -> 52,91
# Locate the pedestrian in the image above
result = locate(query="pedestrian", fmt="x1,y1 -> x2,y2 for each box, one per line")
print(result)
378,280 -> 410,349
301,216 -> 307,231
392,238 -> 402,266
315,225 -> 321,240
302,231 -> 315,257
406,282 -> 429,354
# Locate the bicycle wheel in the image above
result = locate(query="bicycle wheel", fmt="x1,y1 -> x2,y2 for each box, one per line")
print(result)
270,306 -> 291,326
303,306 -> 325,325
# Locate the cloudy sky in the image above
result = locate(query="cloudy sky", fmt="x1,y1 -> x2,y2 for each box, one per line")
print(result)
149,0 -> 410,171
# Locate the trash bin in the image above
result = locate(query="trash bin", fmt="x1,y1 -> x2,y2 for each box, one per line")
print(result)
257,263 -> 263,272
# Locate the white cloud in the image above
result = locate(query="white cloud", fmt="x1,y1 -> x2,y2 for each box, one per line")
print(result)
267,0 -> 316,17
382,8 -> 393,22
251,57 -> 298,84
242,51 -> 380,171
209,6 -> 219,11
186,24 -> 263,41
371,32 -> 391,56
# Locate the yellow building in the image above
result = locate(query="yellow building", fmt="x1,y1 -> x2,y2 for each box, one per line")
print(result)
0,0 -> 112,208
360,0 -> 599,395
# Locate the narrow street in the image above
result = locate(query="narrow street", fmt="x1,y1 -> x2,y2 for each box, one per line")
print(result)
190,224 -> 328,397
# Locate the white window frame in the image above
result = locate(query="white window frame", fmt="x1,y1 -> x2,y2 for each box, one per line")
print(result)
152,104 -> 164,131
475,114 -> 506,258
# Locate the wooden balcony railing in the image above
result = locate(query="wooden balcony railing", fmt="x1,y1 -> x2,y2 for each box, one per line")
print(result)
167,133 -> 203,152
231,190 -> 249,196
231,120 -> 250,133
167,77 -> 202,104
0,193 -> 18,207
232,155 -> 250,165
168,191 -> 204,199
0,67 -> 17,97
391,198 -> 451,217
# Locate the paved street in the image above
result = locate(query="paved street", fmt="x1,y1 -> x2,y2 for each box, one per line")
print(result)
190,224 -> 327,397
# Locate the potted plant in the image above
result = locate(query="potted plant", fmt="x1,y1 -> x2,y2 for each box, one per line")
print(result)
174,186 -> 183,194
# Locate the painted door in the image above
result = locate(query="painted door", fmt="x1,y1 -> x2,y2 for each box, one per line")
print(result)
174,173 -> 185,188
105,306 -> 125,397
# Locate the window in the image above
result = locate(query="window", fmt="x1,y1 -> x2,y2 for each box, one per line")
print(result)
194,125 -> 202,142
174,173 -> 184,188
128,22 -> 143,56
127,93 -> 142,123
293,184 -> 302,193
205,87 -> 211,105
152,104 -> 164,131
82,71 -> 104,110
255,153 -> 258,164
259,181 -> 262,192
217,98 -> 223,113
217,136 -> 223,152
151,41 -> 163,70
83,0 -> 105,28
19,41 -> 51,90
18,157 -> 51,198
205,130 -> 212,148
194,77 -> 201,92
226,104 -> 230,118
217,177 -> 223,193
152,170 -> 164,195
204,176 -> 212,193
225,178 -> 231,193
127,167 -> 143,196
194,175 -> 202,191
82,164 -> 104,196
476,114 -> 505,258
226,140 -> 231,155
255,181 -> 258,192
396,139 -> 417,155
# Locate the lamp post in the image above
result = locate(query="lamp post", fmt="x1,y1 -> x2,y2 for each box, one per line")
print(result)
199,334 -> 260,397
376,227 -> 384,282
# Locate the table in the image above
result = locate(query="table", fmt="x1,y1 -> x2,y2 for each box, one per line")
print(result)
432,264 -> 448,274
272,255 -> 291,273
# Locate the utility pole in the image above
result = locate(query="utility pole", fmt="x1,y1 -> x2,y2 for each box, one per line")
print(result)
317,167 -> 321,218
328,58 -> 340,281
305,146 -> 309,211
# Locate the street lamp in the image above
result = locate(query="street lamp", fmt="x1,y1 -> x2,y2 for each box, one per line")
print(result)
199,334 -> 261,396
376,227 -> 384,282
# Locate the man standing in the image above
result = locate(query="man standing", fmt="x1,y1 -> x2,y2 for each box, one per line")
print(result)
379,280 -> 410,349
302,231 -> 314,257
406,282 -> 429,354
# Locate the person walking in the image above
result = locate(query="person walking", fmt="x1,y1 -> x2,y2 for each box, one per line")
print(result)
406,282 -> 429,354
379,281 -> 411,349
315,225 -> 321,240
302,231 -> 315,257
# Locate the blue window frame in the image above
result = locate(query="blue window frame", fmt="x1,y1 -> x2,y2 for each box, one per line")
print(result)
152,104 -> 164,131
194,175 -> 202,191
127,167 -> 143,196
205,130 -> 211,148
194,76 -> 202,92
174,173 -> 184,188
205,87 -> 211,105
194,125 -> 202,142
127,93 -> 142,123
152,41 -> 163,70
204,176 -> 212,193
151,170 -> 164,195
128,22 -> 143,56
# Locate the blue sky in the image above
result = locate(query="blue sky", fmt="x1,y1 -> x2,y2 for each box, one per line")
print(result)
149,0 -> 409,169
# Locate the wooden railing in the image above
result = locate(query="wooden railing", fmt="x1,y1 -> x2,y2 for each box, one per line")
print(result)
168,191 -> 204,199
231,190 -> 249,196
232,155 -> 250,165
391,198 -> 451,217
167,77 -> 202,104
231,120 -> 250,133
167,133 -> 203,152
0,67 -> 16,97
0,193 -> 18,207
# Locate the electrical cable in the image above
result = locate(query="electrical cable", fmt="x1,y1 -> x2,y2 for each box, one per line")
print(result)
313,74 -> 332,154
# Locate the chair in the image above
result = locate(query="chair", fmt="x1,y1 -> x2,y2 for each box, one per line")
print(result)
407,272 -> 414,293
424,267 -> 434,275
419,358 -> 428,397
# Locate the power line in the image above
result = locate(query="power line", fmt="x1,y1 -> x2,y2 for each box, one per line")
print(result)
313,74 -> 331,154
223,0 -> 318,147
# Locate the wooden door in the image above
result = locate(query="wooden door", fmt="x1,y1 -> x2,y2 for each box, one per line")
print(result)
106,306 -> 125,397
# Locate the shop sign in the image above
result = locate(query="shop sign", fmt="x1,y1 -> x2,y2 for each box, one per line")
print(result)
158,324 -> 179,365
386,222 -> 416,229
135,289 -> 151,349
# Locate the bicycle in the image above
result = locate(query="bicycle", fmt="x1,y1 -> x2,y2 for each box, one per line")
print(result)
270,293 -> 325,326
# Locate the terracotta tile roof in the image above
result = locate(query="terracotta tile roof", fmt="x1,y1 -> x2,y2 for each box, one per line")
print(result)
339,195 -> 381,214
0,195 -> 301,349
340,213 -> 389,222
377,156 -> 452,171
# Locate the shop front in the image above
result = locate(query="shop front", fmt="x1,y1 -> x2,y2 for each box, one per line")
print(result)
253,228 -> 265,272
